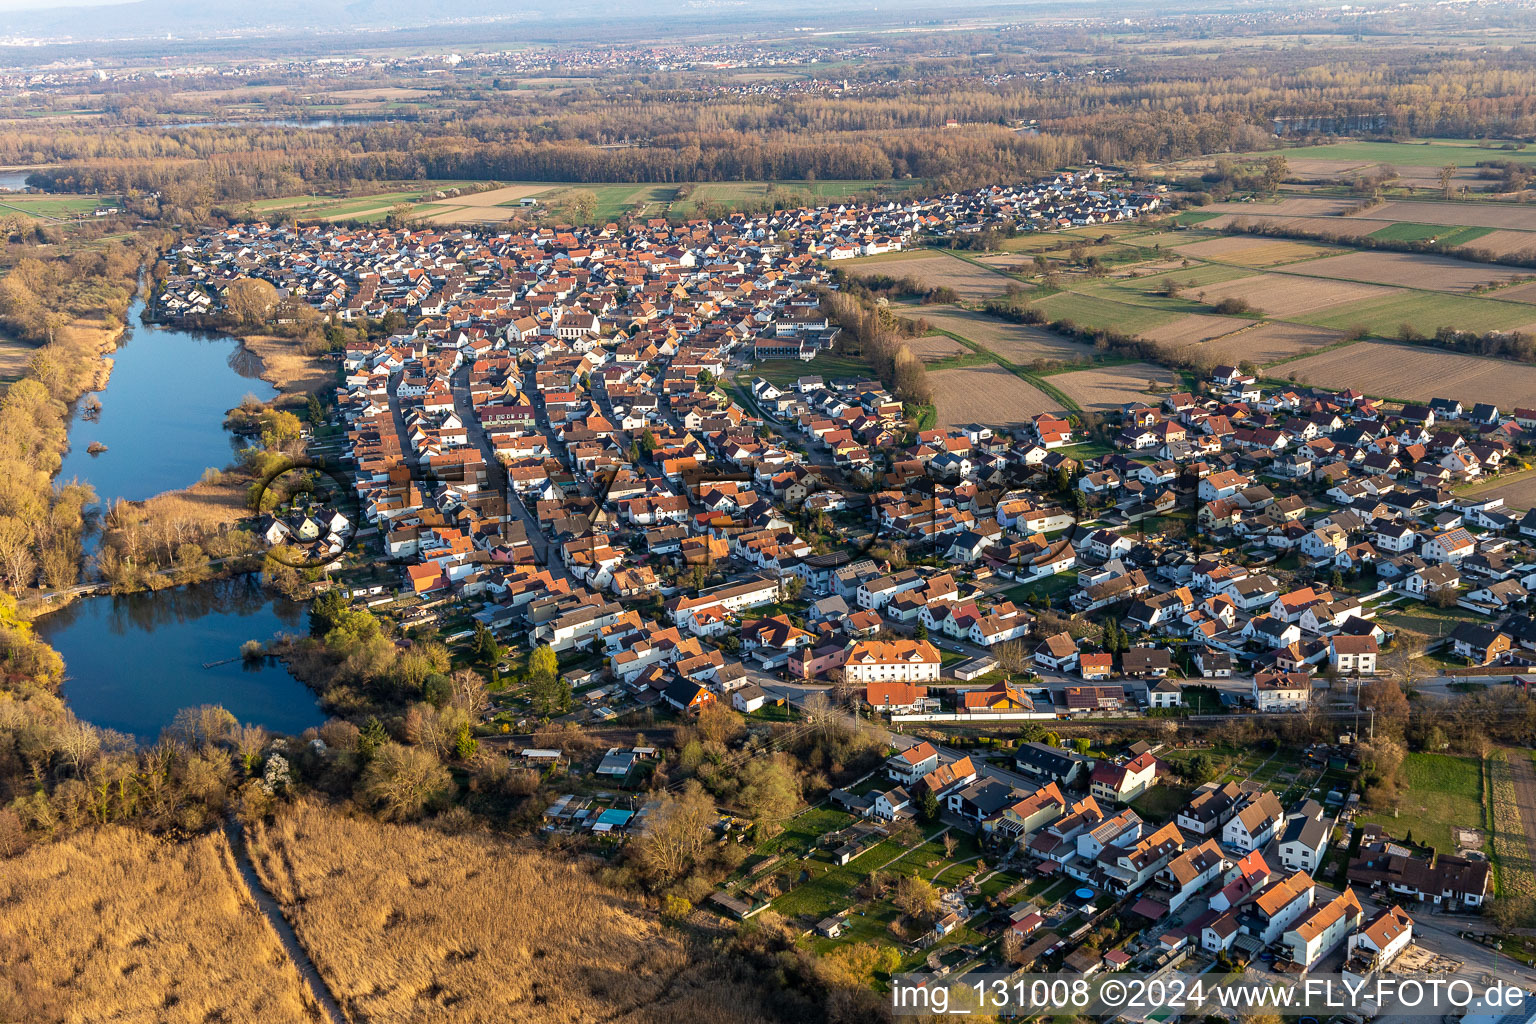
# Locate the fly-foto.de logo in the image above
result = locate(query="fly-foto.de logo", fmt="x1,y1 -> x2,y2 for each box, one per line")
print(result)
249,457 -> 361,570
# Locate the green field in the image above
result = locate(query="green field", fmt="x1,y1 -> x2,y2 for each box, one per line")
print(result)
1357,752 -> 1484,856
0,194 -> 118,219
1029,290 -> 1183,334
672,178 -> 927,215
1283,138 -> 1536,168
750,353 -> 875,386
1366,222 -> 1496,246
1300,290 -> 1536,335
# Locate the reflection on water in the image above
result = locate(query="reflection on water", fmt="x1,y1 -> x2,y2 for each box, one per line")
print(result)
57,294 -> 278,504
37,577 -> 322,740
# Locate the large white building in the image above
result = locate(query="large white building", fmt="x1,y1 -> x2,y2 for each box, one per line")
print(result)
840,639 -> 941,684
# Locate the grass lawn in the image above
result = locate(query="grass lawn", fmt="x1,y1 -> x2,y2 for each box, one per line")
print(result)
1130,785 -> 1192,824
674,178 -> 925,215
1357,752 -> 1483,855
752,352 -> 874,386
771,839 -> 905,919
1174,211 -> 1224,226
0,194 -> 117,219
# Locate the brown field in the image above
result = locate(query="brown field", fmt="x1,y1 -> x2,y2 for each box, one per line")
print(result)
1494,280 -> 1536,304
1050,362 -> 1176,411
1463,230 -> 1536,258
932,365 -> 1060,425
908,334 -> 967,361
1284,251 -> 1533,292
914,306 -> 1091,362
845,253 -> 1015,301
1193,273 -> 1400,317
1460,470 -> 1536,512
1278,340 -> 1536,406
1171,235 -> 1331,266
1199,214 -> 1383,241
0,827 -> 319,1024
1372,200 -> 1536,232
420,185 -> 558,225
1137,314 -> 1252,348
323,87 -> 436,102
1205,197 -> 1353,217
1196,321 -> 1348,366
136,474 -> 252,531
247,801 -> 727,1024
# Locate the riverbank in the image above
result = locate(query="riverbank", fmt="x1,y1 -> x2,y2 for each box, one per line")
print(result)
238,333 -> 333,394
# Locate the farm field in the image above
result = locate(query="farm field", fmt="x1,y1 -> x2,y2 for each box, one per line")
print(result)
1029,290 -> 1183,334
843,252 -> 1016,301
915,306 -> 1093,362
1047,362 -> 1174,411
0,827 -> 318,1024
1368,200 -> 1536,233
908,333 -> 968,361
1193,272 -> 1400,318
247,800 -> 705,1024
0,193 -> 118,219
1197,321 -> 1348,367
1357,752 -> 1484,857
1277,340 -> 1536,406
673,177 -> 925,215
1203,196 -> 1353,217
1136,313 -> 1252,349
1460,229 -> 1536,258
1365,222 -> 1494,246
1282,250 -> 1533,293
1170,235 -> 1334,266
1493,280 -> 1536,304
1282,138 -> 1536,169
1300,290 -> 1536,335
1458,469 -> 1536,512
931,364 -> 1061,425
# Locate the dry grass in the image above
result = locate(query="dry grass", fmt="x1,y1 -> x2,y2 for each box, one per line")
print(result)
0,331 -> 41,381
1463,230 -> 1536,258
914,306 -> 1091,362
1136,313 -> 1252,348
1196,321 -> 1348,367
248,801 -> 698,1024
1284,251 -> 1533,292
1278,340 -> 1536,405
1192,273 -> 1399,318
137,474 -> 252,530
931,365 -> 1060,425
1050,363 -> 1176,410
1204,197 -> 1354,217
0,827 -> 320,1024
241,334 -> 334,393
1492,280 -> 1536,304
844,253 -> 1016,301
420,186 -> 557,225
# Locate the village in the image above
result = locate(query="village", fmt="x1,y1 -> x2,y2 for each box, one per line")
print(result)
152,167 -> 1536,1015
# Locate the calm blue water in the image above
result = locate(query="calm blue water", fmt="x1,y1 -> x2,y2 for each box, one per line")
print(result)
58,295 -> 277,505
0,169 -> 35,191
37,577 -> 321,740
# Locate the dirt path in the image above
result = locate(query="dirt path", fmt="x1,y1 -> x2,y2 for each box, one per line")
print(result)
223,817 -> 349,1024
1502,751 -> 1536,884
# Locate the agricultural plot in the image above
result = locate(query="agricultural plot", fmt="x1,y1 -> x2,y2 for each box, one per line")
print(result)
417,184 -> 558,224
1283,138 -> 1536,169
1171,235 -> 1333,266
1371,200 -> 1536,233
1489,753 -> 1536,899
1048,362 -> 1174,411
1136,313 -> 1252,349
1283,251 -> 1533,293
1357,753 -> 1483,856
915,307 -> 1092,362
1460,229 -> 1536,258
1203,196 -> 1354,217
1493,280 -> 1536,304
1301,290 -> 1536,336
1199,321 -> 1347,367
844,253 -> 1016,301
1278,340 -> 1536,406
1029,291 -> 1182,334
908,334 -> 968,361
932,364 -> 1061,425
1366,222 -> 1494,246
674,178 -> 925,215
1458,470 -> 1536,512
0,194 -> 117,219
1193,273 -> 1399,318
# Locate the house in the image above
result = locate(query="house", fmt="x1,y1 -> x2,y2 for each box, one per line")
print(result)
1252,670 -> 1311,712
1421,527 -> 1475,564
840,639 -> 941,684
732,684 -> 767,714
1245,869 -> 1316,946
863,681 -> 929,714
1329,635 -> 1379,676
1277,801 -> 1330,874
1157,838 -> 1228,913
1347,829 -> 1491,907
1121,647 -> 1173,679
1282,888 -> 1362,970
1146,677 -> 1183,709
1222,790 -> 1285,852
1177,781 -> 1242,837
888,741 -> 940,785
662,680 -> 716,714
1346,905 -> 1414,976
1448,623 -> 1511,665
1014,741 -> 1092,787
1089,752 -> 1158,804
1033,631 -> 1080,672
873,787 -> 913,821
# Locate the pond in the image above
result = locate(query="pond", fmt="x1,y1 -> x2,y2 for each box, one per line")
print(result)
0,169 -> 36,191
57,293 -> 277,505
36,577 -> 323,740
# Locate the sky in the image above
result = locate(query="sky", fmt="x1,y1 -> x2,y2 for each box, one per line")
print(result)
0,0 -> 123,9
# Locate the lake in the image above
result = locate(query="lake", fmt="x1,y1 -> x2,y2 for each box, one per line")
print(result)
162,117 -> 382,129
37,577 -> 323,740
0,169 -> 35,191
58,293 -> 277,505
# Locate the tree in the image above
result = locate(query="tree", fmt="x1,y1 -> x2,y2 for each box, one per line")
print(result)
472,621 -> 501,665
894,874 -> 940,922
919,787 -> 940,822
635,782 -> 716,884
737,757 -> 802,838
308,588 -> 347,636
358,742 -> 453,820
914,623 -> 929,641
223,277 -> 279,329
